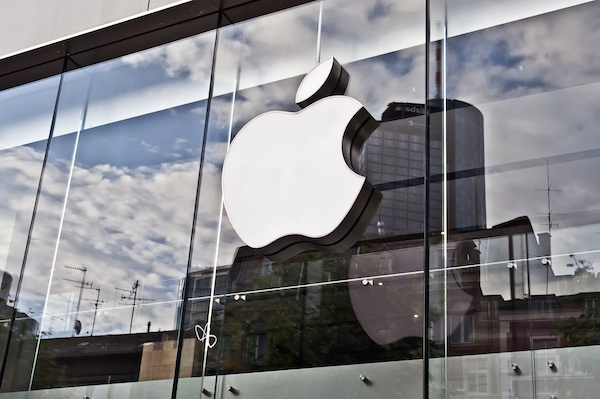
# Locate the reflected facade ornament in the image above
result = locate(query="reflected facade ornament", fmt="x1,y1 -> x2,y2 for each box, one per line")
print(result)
222,57 -> 381,261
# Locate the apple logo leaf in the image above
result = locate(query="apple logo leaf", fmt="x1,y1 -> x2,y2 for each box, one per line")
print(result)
222,57 -> 382,261
295,57 -> 350,108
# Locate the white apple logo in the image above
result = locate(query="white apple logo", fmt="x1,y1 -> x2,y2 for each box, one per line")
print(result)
222,57 -> 381,261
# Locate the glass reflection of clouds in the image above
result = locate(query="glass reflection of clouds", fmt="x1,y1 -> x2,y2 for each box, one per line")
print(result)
11,33 -> 217,341
0,76 -> 61,150
444,3 -> 600,288
54,32 -> 216,136
445,0 -> 592,39
40,101 -> 208,336
206,0 -> 592,99
0,78 -> 60,297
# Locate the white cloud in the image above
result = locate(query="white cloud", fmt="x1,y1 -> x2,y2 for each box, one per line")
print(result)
5,157 -> 201,336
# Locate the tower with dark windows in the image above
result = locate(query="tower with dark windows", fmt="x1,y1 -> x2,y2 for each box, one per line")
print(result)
359,99 -> 486,235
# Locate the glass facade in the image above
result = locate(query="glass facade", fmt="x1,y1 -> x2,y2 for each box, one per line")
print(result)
0,1 -> 599,398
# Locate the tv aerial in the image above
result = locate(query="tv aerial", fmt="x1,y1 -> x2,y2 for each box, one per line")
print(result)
116,280 -> 155,334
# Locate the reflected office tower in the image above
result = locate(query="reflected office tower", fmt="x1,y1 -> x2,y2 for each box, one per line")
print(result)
359,99 -> 486,235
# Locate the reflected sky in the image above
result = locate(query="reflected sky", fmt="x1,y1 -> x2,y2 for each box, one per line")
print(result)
444,2 -> 600,277
0,143 -> 47,287
0,76 -> 59,150
55,32 -> 216,138
12,101 -> 207,337
0,77 -> 61,316
446,6 -> 600,105
443,0 -> 591,39
75,102 -> 204,169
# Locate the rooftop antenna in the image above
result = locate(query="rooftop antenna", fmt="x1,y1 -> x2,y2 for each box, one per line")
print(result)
116,280 -> 154,334
42,315 -> 65,336
536,160 -> 561,236
81,287 -> 107,336
64,265 -> 92,335
535,160 -> 562,295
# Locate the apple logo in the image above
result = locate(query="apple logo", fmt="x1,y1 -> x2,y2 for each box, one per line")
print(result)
222,57 -> 382,261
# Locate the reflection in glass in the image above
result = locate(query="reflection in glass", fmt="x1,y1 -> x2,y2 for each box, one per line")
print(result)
0,31 -> 215,393
179,6 -> 322,390
0,76 -> 61,392
430,0 -> 600,396
195,1 -> 428,397
213,245 -> 424,374
4,0 -> 600,397
25,97 -> 209,389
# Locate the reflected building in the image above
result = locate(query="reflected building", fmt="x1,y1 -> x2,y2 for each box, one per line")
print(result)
11,215 -> 600,396
33,331 -> 177,388
178,217 -> 596,399
176,216 -> 593,377
360,100 -> 486,235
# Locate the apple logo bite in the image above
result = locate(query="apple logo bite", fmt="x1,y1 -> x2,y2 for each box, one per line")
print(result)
222,57 -> 382,261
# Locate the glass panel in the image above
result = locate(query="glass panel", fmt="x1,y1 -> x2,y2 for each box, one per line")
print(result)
175,5 -> 323,396
179,0 -> 427,398
0,30 -> 216,395
438,0 -> 600,398
0,76 -> 61,392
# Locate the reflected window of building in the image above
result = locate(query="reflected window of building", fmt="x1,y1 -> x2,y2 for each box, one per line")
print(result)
450,314 -> 474,344
466,359 -> 488,393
